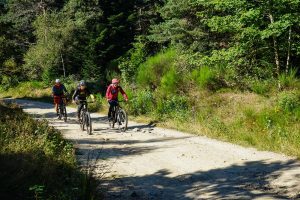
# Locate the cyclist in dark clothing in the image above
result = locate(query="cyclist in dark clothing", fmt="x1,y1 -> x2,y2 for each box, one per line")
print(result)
72,80 -> 93,120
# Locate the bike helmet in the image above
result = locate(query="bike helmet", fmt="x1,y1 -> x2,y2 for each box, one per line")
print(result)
55,79 -> 60,83
79,80 -> 86,86
112,78 -> 119,84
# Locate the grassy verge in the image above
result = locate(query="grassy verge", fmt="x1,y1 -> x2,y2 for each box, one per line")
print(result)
124,88 -> 300,158
0,101 -> 98,199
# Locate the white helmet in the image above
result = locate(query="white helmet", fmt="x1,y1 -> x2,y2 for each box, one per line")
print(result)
55,79 -> 60,83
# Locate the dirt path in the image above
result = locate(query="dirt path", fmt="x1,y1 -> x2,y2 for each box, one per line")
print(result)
9,99 -> 300,199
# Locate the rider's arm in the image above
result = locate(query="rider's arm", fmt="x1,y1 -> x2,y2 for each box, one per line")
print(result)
72,89 -> 78,101
62,84 -> 68,94
106,85 -> 112,101
119,87 -> 128,101
52,86 -> 55,96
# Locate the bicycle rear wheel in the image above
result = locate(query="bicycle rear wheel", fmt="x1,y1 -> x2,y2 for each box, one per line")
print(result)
58,104 -> 63,120
63,106 -> 67,122
80,111 -> 85,131
117,109 -> 128,132
86,112 -> 92,135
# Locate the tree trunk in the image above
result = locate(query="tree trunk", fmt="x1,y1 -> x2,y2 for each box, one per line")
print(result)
268,13 -> 281,89
286,26 -> 292,74
60,53 -> 66,77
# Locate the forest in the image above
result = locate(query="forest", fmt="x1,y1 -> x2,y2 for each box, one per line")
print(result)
1,0 -> 300,155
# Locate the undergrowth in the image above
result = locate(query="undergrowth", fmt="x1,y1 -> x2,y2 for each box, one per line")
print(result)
0,101 -> 98,199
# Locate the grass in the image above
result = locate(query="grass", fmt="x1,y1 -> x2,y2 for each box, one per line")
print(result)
127,88 -> 300,158
0,101 -> 99,199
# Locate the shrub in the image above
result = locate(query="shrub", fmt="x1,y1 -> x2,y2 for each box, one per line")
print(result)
250,80 -> 272,95
278,91 -> 300,112
160,66 -> 180,95
137,48 -> 176,89
129,90 -> 154,115
192,66 -> 215,88
279,68 -> 299,89
156,95 -> 190,120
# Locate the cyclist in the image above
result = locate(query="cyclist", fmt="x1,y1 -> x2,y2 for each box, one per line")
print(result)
106,78 -> 128,121
52,79 -> 68,118
72,80 -> 94,120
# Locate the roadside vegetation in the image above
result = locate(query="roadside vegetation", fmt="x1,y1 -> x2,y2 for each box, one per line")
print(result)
0,101 -> 98,199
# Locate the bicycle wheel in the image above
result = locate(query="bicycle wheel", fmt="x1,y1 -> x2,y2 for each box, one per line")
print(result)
117,109 -> 128,132
80,111 -> 85,131
63,106 -> 67,122
59,104 -> 63,120
85,112 -> 92,135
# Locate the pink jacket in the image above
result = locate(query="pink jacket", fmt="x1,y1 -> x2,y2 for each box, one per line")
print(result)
106,84 -> 128,101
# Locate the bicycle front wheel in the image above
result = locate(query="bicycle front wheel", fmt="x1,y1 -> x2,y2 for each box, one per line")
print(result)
85,112 -> 92,135
117,109 -> 128,132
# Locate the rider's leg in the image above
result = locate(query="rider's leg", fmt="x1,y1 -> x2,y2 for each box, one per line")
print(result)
108,103 -> 113,119
108,101 -> 118,120
55,103 -> 59,115
77,103 -> 83,120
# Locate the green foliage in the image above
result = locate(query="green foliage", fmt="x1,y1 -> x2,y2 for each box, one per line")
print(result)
250,80 -> 272,95
160,65 -> 180,94
137,48 -> 176,88
129,90 -> 154,115
279,69 -> 299,89
192,66 -> 215,88
119,40 -> 146,83
278,91 -> 300,112
0,102 -> 97,199
156,95 -> 190,120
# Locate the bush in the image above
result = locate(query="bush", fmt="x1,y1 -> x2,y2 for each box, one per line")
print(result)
160,65 -> 180,95
129,90 -> 154,115
279,68 -> 299,89
278,91 -> 300,112
137,48 -> 176,89
192,66 -> 215,88
250,80 -> 272,95
156,95 -> 190,120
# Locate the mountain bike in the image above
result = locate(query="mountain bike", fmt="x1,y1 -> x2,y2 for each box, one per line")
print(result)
79,100 -> 92,135
109,100 -> 128,132
58,96 -> 68,122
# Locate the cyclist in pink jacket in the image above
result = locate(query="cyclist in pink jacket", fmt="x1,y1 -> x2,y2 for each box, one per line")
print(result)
106,78 -> 128,121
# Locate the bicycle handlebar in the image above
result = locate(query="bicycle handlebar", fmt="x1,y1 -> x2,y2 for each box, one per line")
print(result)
77,100 -> 94,103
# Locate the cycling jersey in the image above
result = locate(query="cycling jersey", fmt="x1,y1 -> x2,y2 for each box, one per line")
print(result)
72,87 -> 91,101
106,84 -> 128,101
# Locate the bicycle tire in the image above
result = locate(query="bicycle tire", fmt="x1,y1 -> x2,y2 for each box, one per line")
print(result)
59,104 -> 63,120
63,106 -> 67,122
117,109 -> 128,132
80,111 -> 85,131
86,112 -> 92,135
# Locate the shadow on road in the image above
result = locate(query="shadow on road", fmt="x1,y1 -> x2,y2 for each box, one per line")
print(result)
101,160 -> 300,199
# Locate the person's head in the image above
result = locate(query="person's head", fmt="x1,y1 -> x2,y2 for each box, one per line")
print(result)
112,78 -> 119,87
55,79 -> 61,85
79,80 -> 86,89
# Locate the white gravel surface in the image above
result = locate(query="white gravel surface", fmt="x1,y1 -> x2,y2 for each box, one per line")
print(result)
8,99 -> 300,200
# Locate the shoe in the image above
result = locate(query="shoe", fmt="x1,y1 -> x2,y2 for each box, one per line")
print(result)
57,115 -> 61,120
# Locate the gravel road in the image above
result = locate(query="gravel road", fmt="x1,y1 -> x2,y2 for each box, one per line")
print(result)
10,99 -> 300,200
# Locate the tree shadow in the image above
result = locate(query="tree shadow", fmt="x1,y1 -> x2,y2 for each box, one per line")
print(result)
101,160 -> 300,199
0,151 -> 100,200
72,136 -> 191,146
